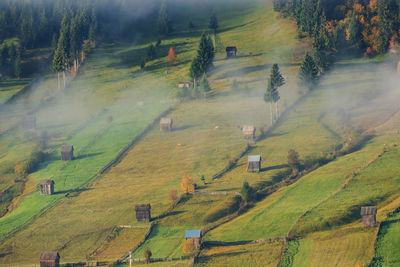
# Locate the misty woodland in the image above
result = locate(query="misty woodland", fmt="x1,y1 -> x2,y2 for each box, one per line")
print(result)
1,0 -> 400,266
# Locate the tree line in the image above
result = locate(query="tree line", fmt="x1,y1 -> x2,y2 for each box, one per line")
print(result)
274,0 -> 400,58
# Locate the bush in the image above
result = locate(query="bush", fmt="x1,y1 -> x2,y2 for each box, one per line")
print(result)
241,181 -> 256,202
14,163 -> 28,175
14,150 -> 47,176
144,248 -> 152,264
202,196 -> 242,224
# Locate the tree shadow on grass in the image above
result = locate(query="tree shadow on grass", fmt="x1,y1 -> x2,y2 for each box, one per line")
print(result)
74,152 -> 105,160
152,210 -> 185,221
202,240 -> 252,248
0,252 -> 12,259
173,124 -> 198,131
260,164 -> 289,172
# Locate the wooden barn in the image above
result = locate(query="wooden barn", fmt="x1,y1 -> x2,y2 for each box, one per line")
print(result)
160,118 -> 173,132
185,230 -> 202,249
39,251 -> 60,267
247,155 -> 261,172
22,115 -> 36,130
242,125 -> 256,140
135,204 -> 151,222
178,82 -> 193,88
361,206 -> 377,227
40,180 -> 55,195
226,46 -> 237,58
61,145 -> 74,161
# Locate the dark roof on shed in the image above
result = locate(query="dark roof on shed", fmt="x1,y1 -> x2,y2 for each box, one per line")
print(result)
40,251 -> 59,260
39,180 -> 54,185
185,230 -> 201,239
361,206 -> 377,215
61,145 -> 73,152
226,46 -> 237,51
135,204 -> 151,210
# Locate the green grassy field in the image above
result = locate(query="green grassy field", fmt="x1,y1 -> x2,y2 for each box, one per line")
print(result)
1,0 -> 400,265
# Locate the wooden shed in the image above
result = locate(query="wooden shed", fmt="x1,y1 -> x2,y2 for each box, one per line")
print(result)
40,251 -> 60,267
61,145 -> 74,161
247,155 -> 261,172
40,180 -> 55,195
178,82 -> 193,88
226,46 -> 237,58
361,206 -> 377,227
135,204 -> 151,222
185,230 -> 202,250
160,118 -> 173,132
22,115 -> 36,130
242,126 -> 256,140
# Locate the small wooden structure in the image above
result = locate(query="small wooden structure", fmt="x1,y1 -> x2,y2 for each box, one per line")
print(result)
178,82 -> 193,88
135,204 -> 151,222
22,115 -> 36,130
226,46 -> 237,58
361,206 -> 377,227
185,230 -> 202,249
40,251 -> 60,267
247,155 -> 261,172
40,180 -> 55,195
242,125 -> 256,140
61,145 -> 74,161
160,118 -> 173,132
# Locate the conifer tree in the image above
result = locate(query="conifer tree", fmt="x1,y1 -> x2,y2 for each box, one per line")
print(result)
299,54 -> 319,90
158,0 -> 171,36
199,74 -> 211,96
209,13 -> 218,32
189,33 -> 215,81
264,64 -> 284,124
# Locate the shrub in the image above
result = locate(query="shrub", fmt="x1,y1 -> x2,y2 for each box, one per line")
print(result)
202,195 -> 242,224
169,190 -> 178,202
181,174 -> 195,194
14,163 -> 28,175
241,181 -> 256,202
143,248 -> 152,264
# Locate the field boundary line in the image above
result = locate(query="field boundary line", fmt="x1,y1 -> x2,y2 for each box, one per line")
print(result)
287,148 -> 388,237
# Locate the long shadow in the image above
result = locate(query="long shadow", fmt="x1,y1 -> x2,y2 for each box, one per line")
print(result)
173,124 -> 198,131
261,164 -> 289,172
54,188 -> 93,196
203,240 -> 252,247
74,152 -> 105,160
152,210 -> 185,221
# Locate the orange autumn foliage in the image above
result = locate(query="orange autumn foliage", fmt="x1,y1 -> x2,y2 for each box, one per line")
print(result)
167,48 -> 176,63
181,174 -> 195,194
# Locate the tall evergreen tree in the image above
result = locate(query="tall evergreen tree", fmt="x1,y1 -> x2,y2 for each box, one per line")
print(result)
14,53 -> 21,79
189,33 -> 215,80
158,0 -> 171,36
299,54 -> 319,90
209,13 -> 218,32
264,64 -> 284,124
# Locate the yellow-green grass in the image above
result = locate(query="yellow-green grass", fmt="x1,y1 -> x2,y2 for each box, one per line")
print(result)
205,135 -> 393,242
92,227 -> 149,262
132,225 -> 191,259
117,259 -> 192,267
293,135 -> 400,236
292,225 -> 376,267
0,78 -> 32,104
371,212 -> 400,267
0,0 -> 311,263
195,241 -> 282,267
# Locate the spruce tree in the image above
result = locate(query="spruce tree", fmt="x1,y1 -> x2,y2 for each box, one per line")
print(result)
264,64 -> 284,124
299,54 -> 319,90
14,53 -> 21,79
199,74 -> 211,96
158,0 -> 171,36
209,13 -> 218,32
189,33 -> 215,80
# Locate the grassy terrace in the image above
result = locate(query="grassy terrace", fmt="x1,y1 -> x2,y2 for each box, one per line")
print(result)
0,0 -> 312,264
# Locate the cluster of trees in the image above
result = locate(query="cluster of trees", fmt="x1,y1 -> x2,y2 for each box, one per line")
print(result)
52,9 -> 97,89
0,40 -> 22,78
274,0 -> 400,57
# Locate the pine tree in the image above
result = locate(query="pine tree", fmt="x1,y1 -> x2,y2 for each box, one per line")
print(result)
189,33 -> 215,81
299,53 -> 319,90
209,13 -> 218,32
264,64 -> 284,124
88,8 -> 97,44
158,0 -> 171,36
14,52 -> 22,79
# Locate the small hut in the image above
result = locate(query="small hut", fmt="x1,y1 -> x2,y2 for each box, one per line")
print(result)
40,180 -> 55,195
247,155 -> 261,172
178,82 -> 193,88
160,118 -> 173,132
361,206 -> 377,227
135,204 -> 151,222
226,46 -> 238,58
185,230 -> 202,249
22,115 -> 36,130
242,126 -> 256,140
40,251 -> 60,267
61,145 -> 74,161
